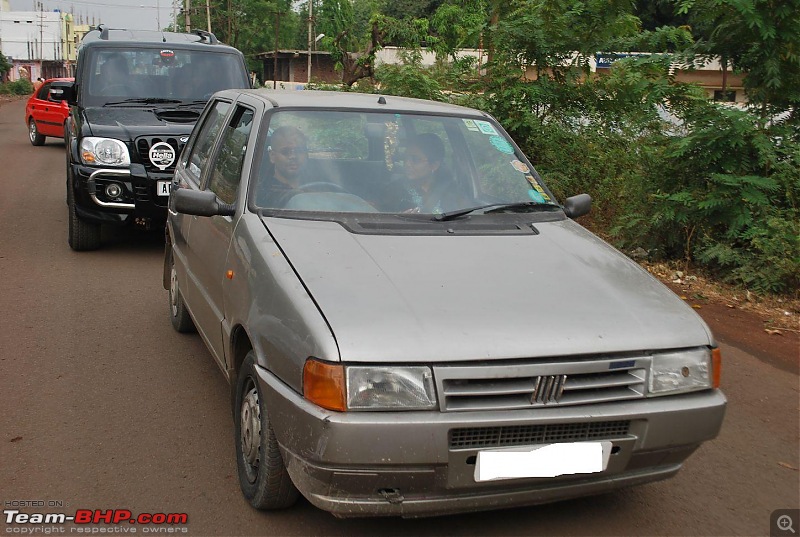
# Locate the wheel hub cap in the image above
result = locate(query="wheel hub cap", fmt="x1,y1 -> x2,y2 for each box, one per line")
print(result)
240,384 -> 261,482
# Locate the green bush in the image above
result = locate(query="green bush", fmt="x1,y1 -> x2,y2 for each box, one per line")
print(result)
0,79 -> 34,95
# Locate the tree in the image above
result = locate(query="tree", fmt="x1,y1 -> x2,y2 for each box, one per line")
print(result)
0,54 -> 11,81
678,0 -> 800,114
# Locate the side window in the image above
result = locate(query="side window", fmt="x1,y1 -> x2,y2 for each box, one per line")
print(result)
206,106 -> 255,205
36,83 -> 50,100
183,100 -> 231,183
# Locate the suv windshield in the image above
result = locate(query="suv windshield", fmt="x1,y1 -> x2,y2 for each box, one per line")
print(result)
252,110 -> 557,217
83,47 -> 249,107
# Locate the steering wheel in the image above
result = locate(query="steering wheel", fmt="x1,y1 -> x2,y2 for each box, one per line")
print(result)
297,182 -> 348,194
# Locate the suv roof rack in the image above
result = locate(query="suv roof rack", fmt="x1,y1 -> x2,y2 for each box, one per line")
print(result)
96,23 -> 110,40
193,29 -> 218,45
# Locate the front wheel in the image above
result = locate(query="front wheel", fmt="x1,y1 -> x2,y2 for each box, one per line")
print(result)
235,352 -> 299,510
28,118 -> 45,146
68,188 -> 101,251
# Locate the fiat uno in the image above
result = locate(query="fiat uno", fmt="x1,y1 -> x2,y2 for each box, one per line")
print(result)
165,89 -> 726,517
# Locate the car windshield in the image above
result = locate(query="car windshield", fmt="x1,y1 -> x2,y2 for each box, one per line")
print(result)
252,110 -> 557,216
82,47 -> 248,107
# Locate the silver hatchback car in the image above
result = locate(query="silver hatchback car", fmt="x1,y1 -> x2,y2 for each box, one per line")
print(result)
165,89 -> 726,518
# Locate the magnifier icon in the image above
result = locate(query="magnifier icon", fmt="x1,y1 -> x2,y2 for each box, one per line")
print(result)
778,515 -> 796,534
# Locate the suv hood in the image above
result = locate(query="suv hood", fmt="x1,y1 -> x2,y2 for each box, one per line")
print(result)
82,106 -> 199,140
264,217 -> 713,363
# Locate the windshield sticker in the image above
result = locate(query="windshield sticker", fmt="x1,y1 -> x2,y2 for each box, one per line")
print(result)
490,136 -> 514,154
525,174 -> 552,201
528,189 -> 546,203
475,120 -> 498,136
463,119 -> 480,132
511,159 -> 530,173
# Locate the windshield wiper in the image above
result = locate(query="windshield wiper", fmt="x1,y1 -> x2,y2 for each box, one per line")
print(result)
434,201 -> 560,221
177,100 -> 208,108
104,98 -> 182,106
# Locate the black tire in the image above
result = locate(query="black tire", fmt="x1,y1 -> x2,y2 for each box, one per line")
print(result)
167,252 -> 195,333
67,185 -> 101,251
235,352 -> 299,510
28,118 -> 45,146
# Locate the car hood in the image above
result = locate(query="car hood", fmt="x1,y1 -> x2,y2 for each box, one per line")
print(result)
82,106 -> 199,140
264,217 -> 713,363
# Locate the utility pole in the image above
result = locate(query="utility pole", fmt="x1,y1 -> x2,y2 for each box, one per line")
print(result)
273,10 -> 281,89
206,0 -> 211,32
307,0 -> 312,83
184,0 -> 191,32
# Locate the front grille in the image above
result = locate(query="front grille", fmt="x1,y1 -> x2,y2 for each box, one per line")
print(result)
449,420 -> 631,450
135,136 -> 186,174
435,358 -> 648,412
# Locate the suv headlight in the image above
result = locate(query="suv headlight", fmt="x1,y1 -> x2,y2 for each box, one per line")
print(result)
649,347 -> 717,396
303,359 -> 437,411
81,137 -> 130,166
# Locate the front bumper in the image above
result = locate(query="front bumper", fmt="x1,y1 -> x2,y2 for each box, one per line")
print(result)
258,365 -> 726,518
70,162 -> 171,227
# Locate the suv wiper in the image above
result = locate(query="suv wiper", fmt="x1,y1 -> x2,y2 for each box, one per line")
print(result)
434,201 -> 560,221
104,98 -> 182,106
177,100 -> 208,108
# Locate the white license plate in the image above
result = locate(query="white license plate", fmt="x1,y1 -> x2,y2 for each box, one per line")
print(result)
474,441 -> 612,482
157,180 -> 171,196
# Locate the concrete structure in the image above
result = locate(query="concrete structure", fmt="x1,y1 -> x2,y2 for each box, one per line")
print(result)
0,4 -> 89,81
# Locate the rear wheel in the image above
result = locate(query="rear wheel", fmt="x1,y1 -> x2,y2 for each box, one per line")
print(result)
28,118 -> 45,146
168,253 -> 195,333
67,177 -> 101,251
235,352 -> 299,510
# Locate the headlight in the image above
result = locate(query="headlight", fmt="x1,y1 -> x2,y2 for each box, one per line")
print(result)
303,359 -> 437,411
81,137 -> 130,166
347,366 -> 437,410
649,348 -> 715,396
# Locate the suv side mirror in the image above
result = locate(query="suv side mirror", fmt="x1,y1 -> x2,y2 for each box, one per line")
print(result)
62,82 -> 77,105
173,188 -> 234,217
563,193 -> 592,219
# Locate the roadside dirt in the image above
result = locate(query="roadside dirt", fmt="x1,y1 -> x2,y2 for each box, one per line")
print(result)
645,263 -> 799,375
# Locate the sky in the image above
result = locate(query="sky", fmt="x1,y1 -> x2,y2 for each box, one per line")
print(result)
8,0 -> 176,31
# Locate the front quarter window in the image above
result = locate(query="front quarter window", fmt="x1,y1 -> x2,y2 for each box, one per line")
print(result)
182,100 -> 231,184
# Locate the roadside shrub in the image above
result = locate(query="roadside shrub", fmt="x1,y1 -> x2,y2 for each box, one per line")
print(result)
0,79 -> 34,95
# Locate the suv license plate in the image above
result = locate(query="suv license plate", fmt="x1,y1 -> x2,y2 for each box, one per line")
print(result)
474,441 -> 611,482
157,180 -> 171,196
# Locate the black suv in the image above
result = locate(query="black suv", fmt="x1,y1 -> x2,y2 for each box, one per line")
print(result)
64,25 -> 250,250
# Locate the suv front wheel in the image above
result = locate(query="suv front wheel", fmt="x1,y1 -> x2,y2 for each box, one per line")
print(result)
67,175 -> 101,251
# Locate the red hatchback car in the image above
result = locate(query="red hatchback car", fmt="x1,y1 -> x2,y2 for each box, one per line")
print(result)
25,77 -> 74,146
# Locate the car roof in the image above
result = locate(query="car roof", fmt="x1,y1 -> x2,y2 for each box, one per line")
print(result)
79,26 -> 241,54
225,89 -> 491,117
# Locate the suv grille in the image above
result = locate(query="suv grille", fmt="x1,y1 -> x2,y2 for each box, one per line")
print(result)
435,358 -> 648,412
135,136 -> 187,175
449,420 -> 631,450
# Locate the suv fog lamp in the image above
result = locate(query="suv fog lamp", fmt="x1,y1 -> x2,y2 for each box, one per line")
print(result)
80,137 -> 130,167
105,183 -> 123,199
649,348 -> 712,396
346,366 -> 437,410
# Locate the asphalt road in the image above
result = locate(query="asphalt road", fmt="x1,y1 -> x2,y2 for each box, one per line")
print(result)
1,99 -> 798,537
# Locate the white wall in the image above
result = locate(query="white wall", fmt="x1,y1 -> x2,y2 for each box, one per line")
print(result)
1,11 -> 64,61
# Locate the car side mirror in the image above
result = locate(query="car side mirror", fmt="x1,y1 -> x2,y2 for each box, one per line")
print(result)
563,193 -> 592,219
62,82 -> 76,105
173,188 -> 235,217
